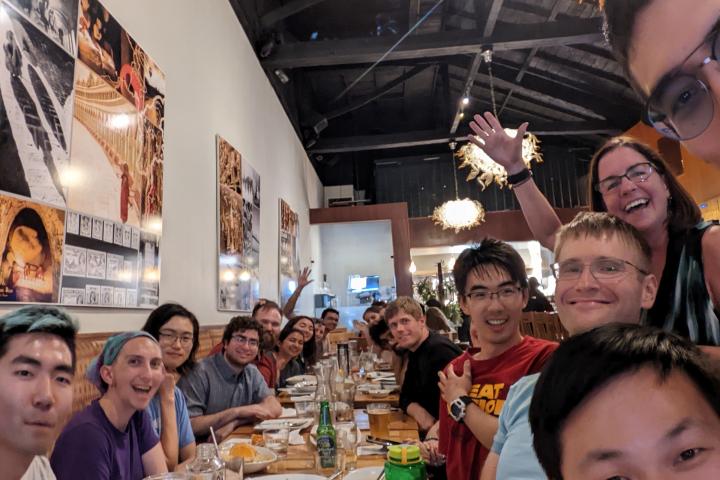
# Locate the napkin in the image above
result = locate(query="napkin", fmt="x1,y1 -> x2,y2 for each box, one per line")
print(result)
289,429 -> 305,445
290,394 -> 314,402
280,407 -> 297,418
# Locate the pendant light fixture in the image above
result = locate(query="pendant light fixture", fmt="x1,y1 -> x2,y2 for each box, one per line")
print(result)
431,150 -> 486,232
457,50 -> 543,190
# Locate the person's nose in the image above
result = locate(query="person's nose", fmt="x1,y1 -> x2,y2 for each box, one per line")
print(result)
574,265 -> 600,291
32,375 -> 54,411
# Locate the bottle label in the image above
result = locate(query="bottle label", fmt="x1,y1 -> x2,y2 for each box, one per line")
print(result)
317,435 -> 337,468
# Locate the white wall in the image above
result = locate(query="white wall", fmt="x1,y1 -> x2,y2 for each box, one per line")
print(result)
0,0 -> 323,332
318,221 -> 395,326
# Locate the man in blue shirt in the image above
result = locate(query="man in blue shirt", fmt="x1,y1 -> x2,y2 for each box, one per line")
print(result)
481,212 -> 658,479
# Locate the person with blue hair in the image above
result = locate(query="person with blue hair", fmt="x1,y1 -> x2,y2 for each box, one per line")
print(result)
0,306 -> 76,480
50,331 -> 167,479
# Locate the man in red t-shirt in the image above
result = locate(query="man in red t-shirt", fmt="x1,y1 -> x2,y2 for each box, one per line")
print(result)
426,238 -> 558,480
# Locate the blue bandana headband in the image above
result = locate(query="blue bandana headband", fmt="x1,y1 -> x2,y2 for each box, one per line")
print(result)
87,331 -> 159,392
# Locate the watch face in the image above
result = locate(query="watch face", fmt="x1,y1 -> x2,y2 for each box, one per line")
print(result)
450,401 -> 463,420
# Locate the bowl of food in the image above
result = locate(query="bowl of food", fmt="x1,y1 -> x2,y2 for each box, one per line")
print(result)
219,440 -> 278,474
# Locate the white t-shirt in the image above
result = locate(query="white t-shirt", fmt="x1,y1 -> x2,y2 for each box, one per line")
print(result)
21,456 -> 56,480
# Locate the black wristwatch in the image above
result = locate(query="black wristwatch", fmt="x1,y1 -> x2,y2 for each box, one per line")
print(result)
449,395 -> 473,423
507,168 -> 532,187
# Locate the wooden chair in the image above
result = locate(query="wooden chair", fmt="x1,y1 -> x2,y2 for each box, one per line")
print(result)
520,312 -> 568,342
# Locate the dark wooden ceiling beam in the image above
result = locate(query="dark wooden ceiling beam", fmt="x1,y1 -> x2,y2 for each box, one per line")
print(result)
450,52 -> 483,134
309,122 -> 622,153
260,0 -> 332,28
261,17 -> 604,69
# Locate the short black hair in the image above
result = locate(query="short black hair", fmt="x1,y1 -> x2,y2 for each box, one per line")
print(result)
222,316 -> 263,345
529,323 -> 720,480
141,303 -> 200,376
0,306 -> 78,369
321,308 -> 339,319
452,238 -> 528,297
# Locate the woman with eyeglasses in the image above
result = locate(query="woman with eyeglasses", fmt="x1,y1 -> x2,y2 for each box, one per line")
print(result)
602,0 -> 720,169
256,325 -> 306,389
141,303 -> 199,471
466,113 -> 720,352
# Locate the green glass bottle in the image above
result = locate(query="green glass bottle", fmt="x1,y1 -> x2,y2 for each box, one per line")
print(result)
384,444 -> 427,480
316,400 -> 337,470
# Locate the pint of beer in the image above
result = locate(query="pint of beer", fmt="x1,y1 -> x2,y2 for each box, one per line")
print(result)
367,403 -> 392,438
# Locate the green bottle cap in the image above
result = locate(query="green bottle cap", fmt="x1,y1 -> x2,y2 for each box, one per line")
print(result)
387,444 -> 422,465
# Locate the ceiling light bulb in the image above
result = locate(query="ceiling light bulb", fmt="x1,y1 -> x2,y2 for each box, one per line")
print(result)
462,97 -> 469,105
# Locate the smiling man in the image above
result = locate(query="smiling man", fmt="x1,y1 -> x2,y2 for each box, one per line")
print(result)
0,306 -> 77,480
480,212 -> 658,480
386,297 -> 462,434
178,316 -> 281,440
435,238 -> 557,480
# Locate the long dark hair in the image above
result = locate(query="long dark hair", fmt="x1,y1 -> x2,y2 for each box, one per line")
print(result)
276,323 -> 305,359
141,303 -> 200,376
588,137 -> 701,234
3,208 -> 52,269
285,315 -> 317,366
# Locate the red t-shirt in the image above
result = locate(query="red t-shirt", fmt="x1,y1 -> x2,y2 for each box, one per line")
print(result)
438,336 -> 557,480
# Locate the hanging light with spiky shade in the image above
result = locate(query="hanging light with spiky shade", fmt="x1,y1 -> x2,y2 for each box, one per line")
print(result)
431,152 -> 486,232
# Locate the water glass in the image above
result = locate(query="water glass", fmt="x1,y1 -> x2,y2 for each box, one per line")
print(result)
263,428 -> 289,457
295,400 -> 315,418
360,352 -> 375,375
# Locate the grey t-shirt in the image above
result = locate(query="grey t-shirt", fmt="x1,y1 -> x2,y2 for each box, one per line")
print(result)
178,353 -> 272,423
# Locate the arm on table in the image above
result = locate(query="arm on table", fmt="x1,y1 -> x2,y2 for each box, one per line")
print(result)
468,112 -> 561,249
406,402 -> 436,432
142,443 -> 169,476
479,452 -> 499,480
189,408 -> 242,436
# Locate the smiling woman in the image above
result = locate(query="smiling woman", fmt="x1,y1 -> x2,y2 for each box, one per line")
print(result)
467,111 -> 720,348
50,332 -> 168,480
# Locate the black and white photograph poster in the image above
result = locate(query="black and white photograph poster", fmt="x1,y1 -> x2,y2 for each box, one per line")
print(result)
0,3 -> 75,207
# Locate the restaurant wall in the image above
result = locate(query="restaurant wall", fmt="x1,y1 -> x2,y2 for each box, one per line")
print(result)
0,0 -> 324,332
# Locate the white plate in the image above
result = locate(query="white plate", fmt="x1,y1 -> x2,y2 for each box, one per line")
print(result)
286,374 -> 317,385
254,418 -> 313,430
366,372 -> 395,380
251,475 -> 327,480
280,407 -> 297,418
218,443 -> 277,474
343,466 -> 384,480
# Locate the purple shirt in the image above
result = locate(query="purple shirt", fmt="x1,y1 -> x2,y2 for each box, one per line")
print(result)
50,400 -> 159,480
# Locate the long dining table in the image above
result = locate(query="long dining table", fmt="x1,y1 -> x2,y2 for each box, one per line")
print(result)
227,409 -> 420,477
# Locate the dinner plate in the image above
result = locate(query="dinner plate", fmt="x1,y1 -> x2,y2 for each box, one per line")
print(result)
286,374 -> 317,385
366,372 -> 395,380
254,418 -> 313,430
343,466 -> 384,480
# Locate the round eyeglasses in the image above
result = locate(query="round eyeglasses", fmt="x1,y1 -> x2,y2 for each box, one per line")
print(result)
645,24 -> 720,141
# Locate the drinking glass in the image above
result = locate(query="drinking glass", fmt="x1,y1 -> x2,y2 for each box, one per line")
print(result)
367,403 -> 392,439
263,428 -> 289,457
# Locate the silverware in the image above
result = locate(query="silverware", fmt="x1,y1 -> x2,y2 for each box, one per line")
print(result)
375,470 -> 385,480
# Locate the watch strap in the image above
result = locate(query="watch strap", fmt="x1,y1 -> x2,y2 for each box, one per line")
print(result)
507,168 -> 532,186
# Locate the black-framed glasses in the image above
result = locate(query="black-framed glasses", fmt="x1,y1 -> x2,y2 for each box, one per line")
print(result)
594,162 -> 655,194
645,21 -> 720,140
230,334 -> 259,348
465,286 -> 522,303
552,257 -> 649,282
158,330 -> 194,346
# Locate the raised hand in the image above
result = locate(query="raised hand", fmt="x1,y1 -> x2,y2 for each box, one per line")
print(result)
468,112 -> 528,175
297,266 -> 313,289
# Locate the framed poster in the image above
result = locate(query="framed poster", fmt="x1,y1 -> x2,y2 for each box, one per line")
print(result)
216,135 -> 260,311
279,199 -> 299,306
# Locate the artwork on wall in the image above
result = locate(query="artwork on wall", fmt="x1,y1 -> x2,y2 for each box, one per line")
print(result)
0,0 -> 163,308
0,194 -> 65,303
278,199 -> 299,306
217,135 -> 260,311
0,3 -> 75,207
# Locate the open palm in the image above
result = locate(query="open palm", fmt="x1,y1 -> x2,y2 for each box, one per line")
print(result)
467,112 -> 527,174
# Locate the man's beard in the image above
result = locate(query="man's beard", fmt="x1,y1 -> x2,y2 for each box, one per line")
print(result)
260,330 -> 277,351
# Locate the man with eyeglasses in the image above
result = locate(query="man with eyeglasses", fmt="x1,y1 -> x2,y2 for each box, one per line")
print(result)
178,316 -> 281,440
479,212 -> 658,480
432,238 -> 557,480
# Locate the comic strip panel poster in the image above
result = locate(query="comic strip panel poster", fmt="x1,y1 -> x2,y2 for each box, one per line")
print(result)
279,199 -> 299,307
0,3 -> 75,207
0,193 -> 65,303
217,135 -> 260,311
4,0 -> 79,55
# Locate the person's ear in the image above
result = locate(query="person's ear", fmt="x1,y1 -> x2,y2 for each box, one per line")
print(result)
99,364 -> 114,388
459,295 -> 470,315
521,287 -> 530,308
640,273 -> 659,310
